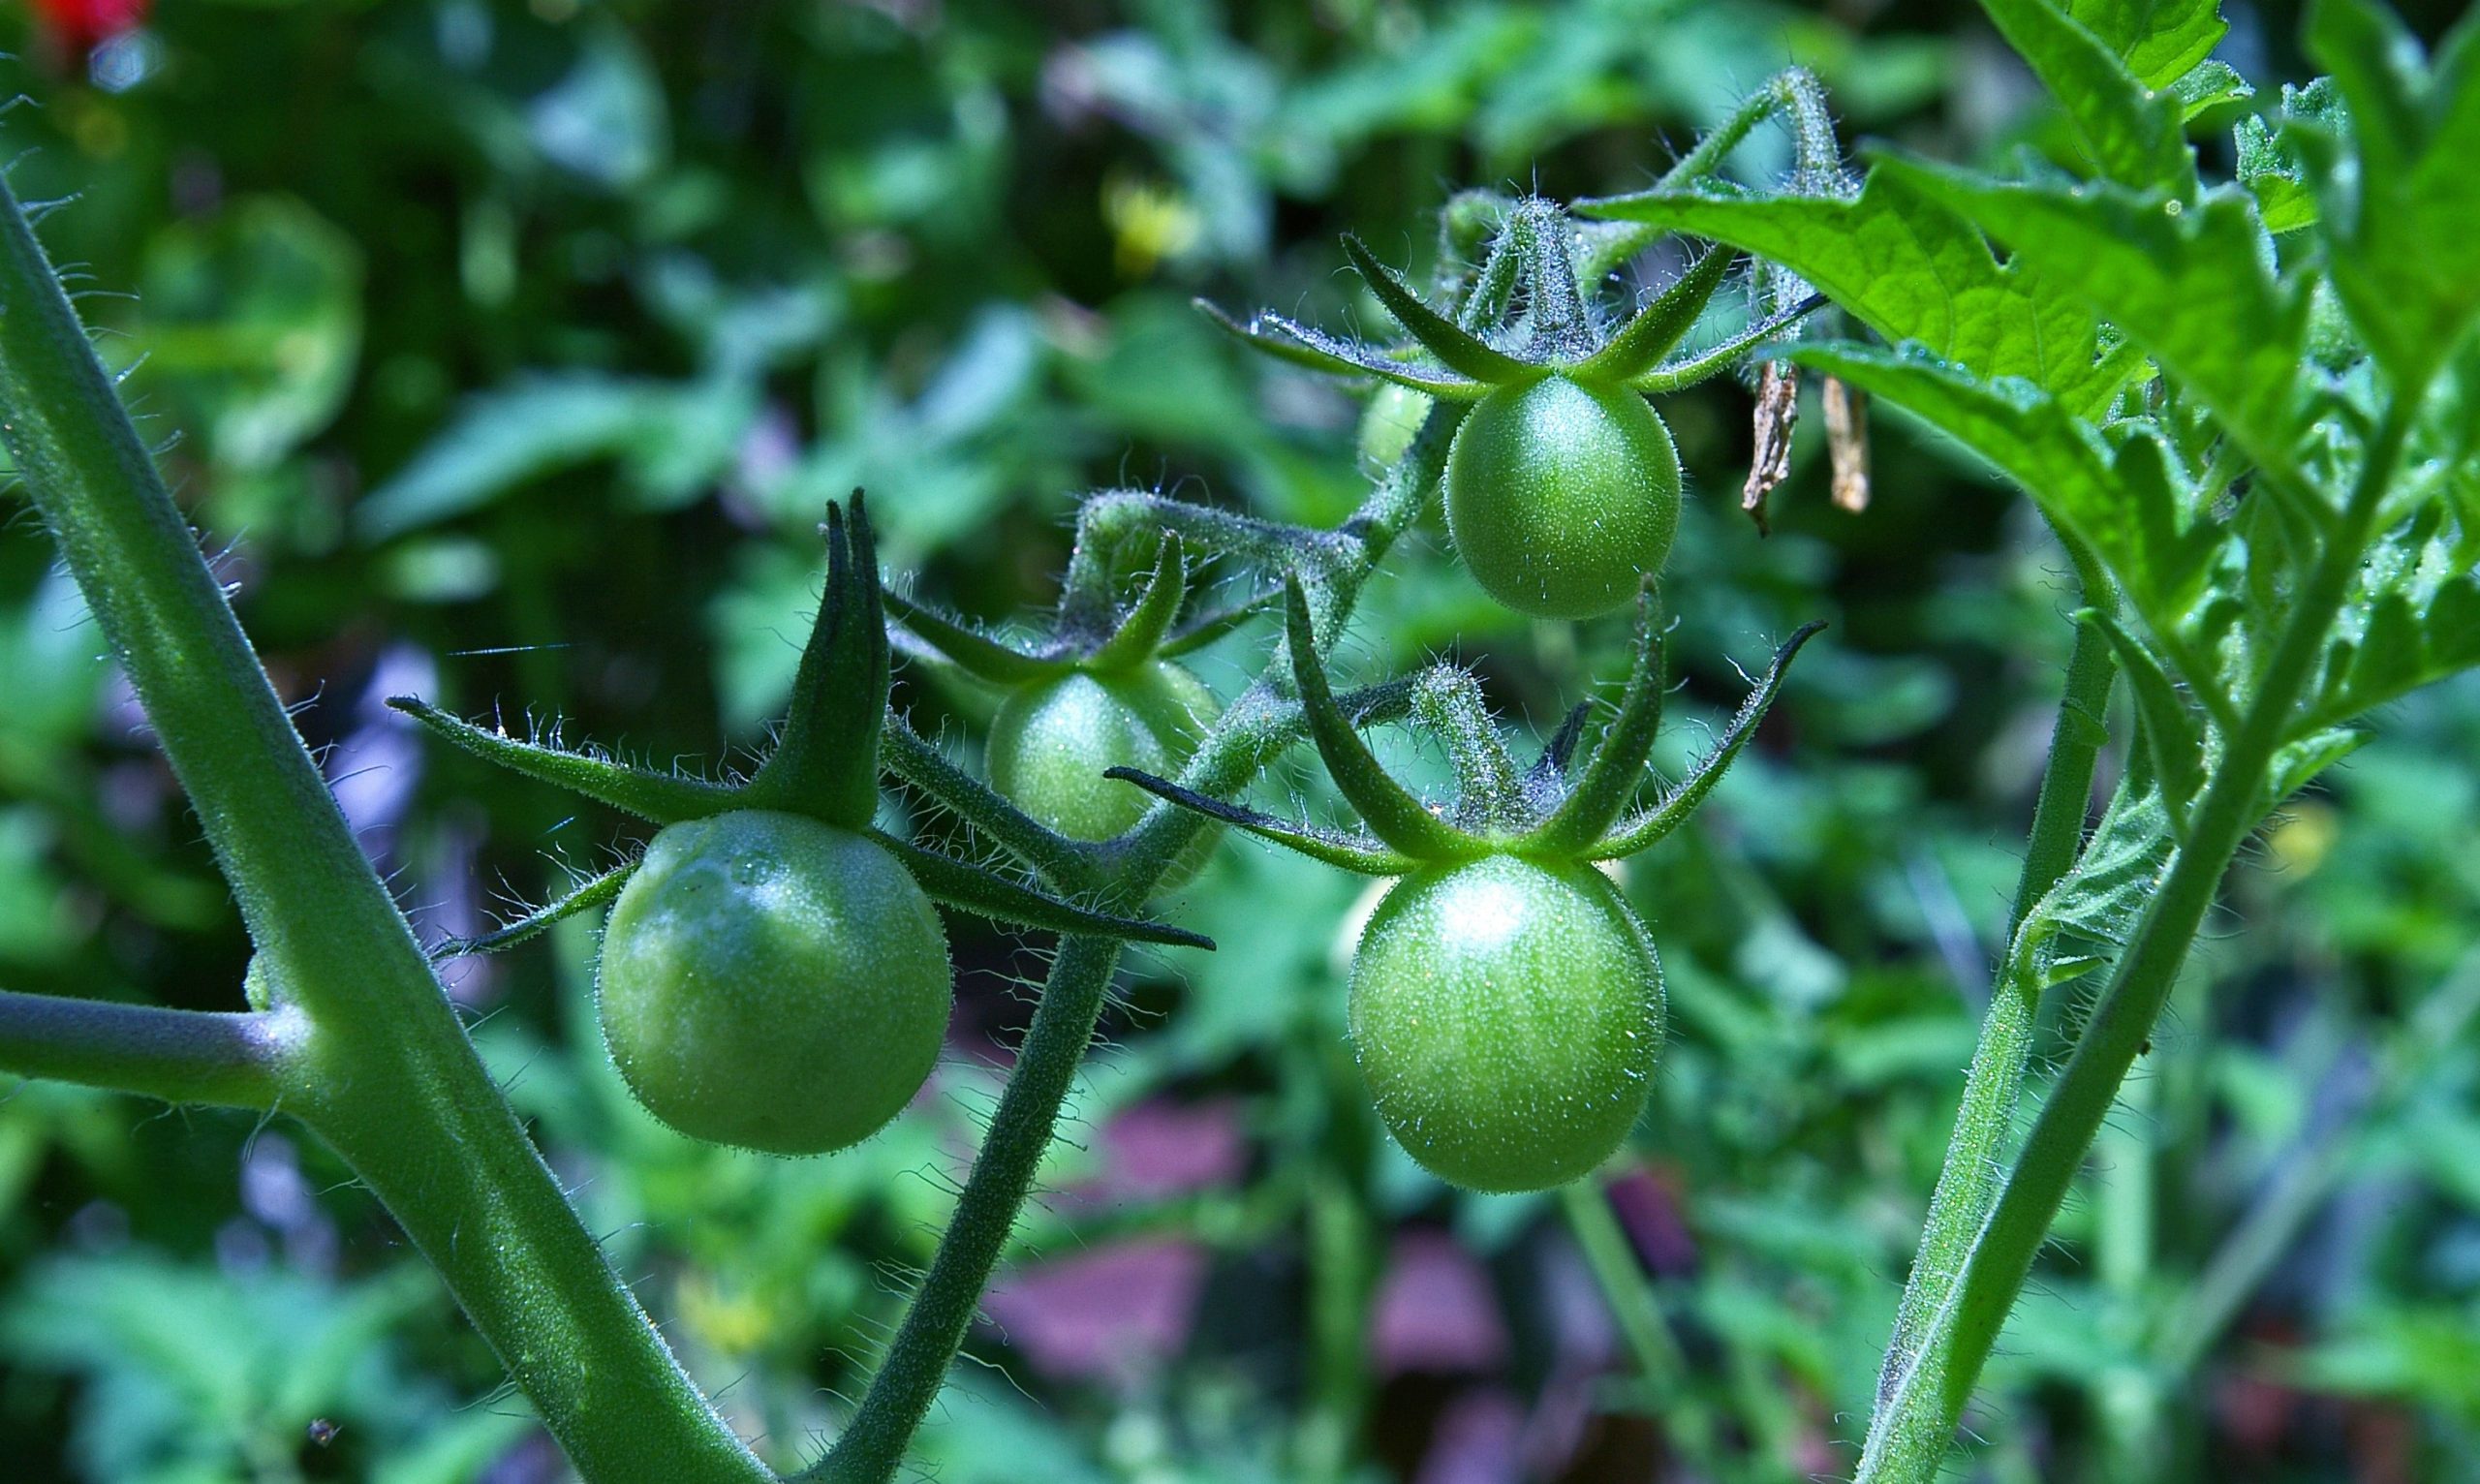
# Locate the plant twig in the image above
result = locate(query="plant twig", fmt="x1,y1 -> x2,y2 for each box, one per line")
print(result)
0,170 -> 772,1483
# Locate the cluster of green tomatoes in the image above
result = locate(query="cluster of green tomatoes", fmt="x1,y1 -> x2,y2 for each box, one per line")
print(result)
399,200 -> 1814,1192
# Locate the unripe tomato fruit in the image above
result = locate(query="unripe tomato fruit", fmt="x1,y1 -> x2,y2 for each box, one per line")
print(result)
1348,854 -> 1663,1191
987,662 -> 1222,884
1444,375 -> 1682,620
598,810 -> 951,1156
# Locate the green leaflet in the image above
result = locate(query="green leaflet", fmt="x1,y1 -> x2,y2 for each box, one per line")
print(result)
2309,498 -> 2480,728
2063,0 -> 2228,90
2017,765 -> 2178,997
1977,0 -> 2197,193
1789,345 -> 2216,650
2171,60 -> 2255,120
2301,0 -> 2480,391
2082,609 -> 2206,830
1579,173 -> 2124,417
1878,158 -> 2310,480
2236,78 -> 2345,233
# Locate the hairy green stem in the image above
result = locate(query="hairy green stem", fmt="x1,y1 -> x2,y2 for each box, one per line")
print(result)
1857,406 -> 2416,1482
0,171 -> 768,1481
1872,611 -> 2116,1407
0,991 -> 301,1108
804,933 -> 1125,1482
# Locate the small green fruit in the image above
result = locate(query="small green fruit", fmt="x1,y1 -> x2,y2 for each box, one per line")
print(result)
987,662 -> 1222,884
598,810 -> 951,1156
1444,375 -> 1683,620
1348,853 -> 1663,1191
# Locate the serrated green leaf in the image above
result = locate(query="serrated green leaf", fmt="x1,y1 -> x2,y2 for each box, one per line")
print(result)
2309,499 -> 2480,726
2171,61 -> 2254,119
1978,0 -> 2197,191
1789,344 -> 2216,645
1579,173 -> 2121,415
2301,0 -> 2480,390
1880,159 -> 2310,477
2236,78 -> 2344,233
2268,726 -> 2368,804
2016,765 -> 2177,990
2063,0 -> 2228,89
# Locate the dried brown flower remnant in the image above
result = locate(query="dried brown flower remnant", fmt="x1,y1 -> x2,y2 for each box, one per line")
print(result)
1743,360 -> 1799,535
1825,376 -> 1871,512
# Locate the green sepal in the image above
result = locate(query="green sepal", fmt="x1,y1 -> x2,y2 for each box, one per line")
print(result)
1159,585 -> 1280,658
746,496 -> 890,827
388,697 -> 742,823
1627,293 -> 1826,394
1087,535 -> 1188,672
1102,767 -> 1419,877
1512,589 -> 1667,857
1195,301 -> 1487,400
1587,621 -> 1823,860
1340,235 -> 1532,386
883,588 -> 1070,686
872,829 -> 1211,950
878,710 -> 1101,889
443,860 -> 638,957
1568,248 -> 1734,386
1283,575 -> 1484,864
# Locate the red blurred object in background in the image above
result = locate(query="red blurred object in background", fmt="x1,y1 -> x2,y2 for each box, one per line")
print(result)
28,0 -> 149,53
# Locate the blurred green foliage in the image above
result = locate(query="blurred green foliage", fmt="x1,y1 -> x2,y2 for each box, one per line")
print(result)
0,1 -> 2474,1481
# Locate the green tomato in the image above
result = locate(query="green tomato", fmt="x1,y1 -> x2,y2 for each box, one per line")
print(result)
598,810 -> 951,1156
1443,375 -> 1682,620
1348,853 -> 1663,1191
986,662 -> 1222,885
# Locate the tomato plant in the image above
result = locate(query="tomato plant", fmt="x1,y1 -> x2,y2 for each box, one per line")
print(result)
1,2 -> 2476,1481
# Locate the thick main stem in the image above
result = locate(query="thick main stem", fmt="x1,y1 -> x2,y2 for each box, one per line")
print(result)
1873,610 -> 2115,1406
1857,409 -> 2415,1482
0,173 -> 768,1481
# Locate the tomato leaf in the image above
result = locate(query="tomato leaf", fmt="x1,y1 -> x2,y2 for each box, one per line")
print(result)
2080,609 -> 2205,830
2062,0 -> 2228,90
1788,344 -> 2218,663
1878,159 -> 2310,480
1580,173 -> 2124,417
2235,79 -> 2345,233
2299,0 -> 2480,391
1976,0 -> 2198,192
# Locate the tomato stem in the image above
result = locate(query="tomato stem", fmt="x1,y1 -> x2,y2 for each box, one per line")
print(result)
0,165 -> 775,1483
1857,399 -> 2423,1482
